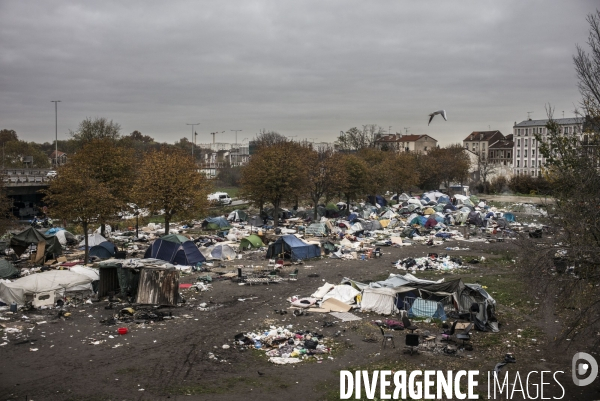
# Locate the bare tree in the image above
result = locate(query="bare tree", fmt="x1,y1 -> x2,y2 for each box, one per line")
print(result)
477,155 -> 498,191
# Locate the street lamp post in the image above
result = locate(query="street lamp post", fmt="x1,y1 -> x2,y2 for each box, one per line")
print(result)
51,100 -> 61,166
186,123 -> 200,158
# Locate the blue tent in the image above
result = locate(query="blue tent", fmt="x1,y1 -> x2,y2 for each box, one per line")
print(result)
266,235 -> 321,260
409,215 -> 428,226
89,241 -> 116,260
144,236 -> 206,265
504,213 -> 516,222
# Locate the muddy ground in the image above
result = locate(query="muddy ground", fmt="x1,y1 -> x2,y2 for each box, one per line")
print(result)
1,233 -> 599,401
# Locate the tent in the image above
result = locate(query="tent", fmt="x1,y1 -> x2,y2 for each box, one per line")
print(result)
248,215 -> 264,227
504,213 -> 516,222
10,227 -> 63,257
89,241 -> 116,260
266,235 -> 321,260
54,230 -> 77,246
0,259 -> 18,279
79,233 -> 108,247
408,298 -> 447,320
70,265 -> 100,293
227,210 -> 248,222
0,270 -> 93,305
45,227 -> 65,235
305,222 -> 329,236
239,234 -> 265,250
202,243 -> 237,260
144,235 -> 206,265
202,217 -> 231,230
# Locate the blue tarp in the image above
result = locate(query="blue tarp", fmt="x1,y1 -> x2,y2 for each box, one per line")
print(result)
45,227 -> 65,235
504,213 -> 516,222
144,238 -> 206,265
266,234 -> 320,260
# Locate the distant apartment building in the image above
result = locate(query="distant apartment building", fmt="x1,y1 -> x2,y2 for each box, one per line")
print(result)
374,134 -> 437,154
462,131 -> 505,160
512,117 -> 584,176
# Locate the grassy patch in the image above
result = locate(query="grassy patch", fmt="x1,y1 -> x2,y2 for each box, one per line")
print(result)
214,187 -> 240,198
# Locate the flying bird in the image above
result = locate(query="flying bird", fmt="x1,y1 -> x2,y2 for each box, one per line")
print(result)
428,110 -> 447,125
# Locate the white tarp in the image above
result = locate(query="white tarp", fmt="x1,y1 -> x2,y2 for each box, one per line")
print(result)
69,265 -> 100,281
322,285 -> 360,304
0,270 -> 94,305
311,282 -> 335,299
360,287 -> 399,315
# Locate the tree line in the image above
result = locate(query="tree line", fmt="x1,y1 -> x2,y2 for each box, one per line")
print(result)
239,131 -> 471,222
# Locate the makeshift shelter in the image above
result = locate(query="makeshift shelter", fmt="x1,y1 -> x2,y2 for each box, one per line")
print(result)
89,241 -> 116,260
202,217 -> 231,230
202,243 -> 236,260
10,227 -> 63,260
136,266 -> 179,305
0,270 -> 93,305
144,235 -> 206,265
360,287 -> 400,315
239,234 -> 265,250
266,235 -> 321,260
0,259 -> 18,279
227,210 -> 248,222
70,265 -> 100,293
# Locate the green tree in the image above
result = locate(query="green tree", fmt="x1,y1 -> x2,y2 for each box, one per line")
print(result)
70,117 -> 121,145
0,129 -> 18,146
4,141 -> 51,168
340,154 -> 369,206
131,147 -> 211,235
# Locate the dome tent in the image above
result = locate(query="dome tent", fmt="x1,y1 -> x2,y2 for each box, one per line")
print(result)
144,234 -> 205,266
239,234 -> 265,250
266,235 -> 320,260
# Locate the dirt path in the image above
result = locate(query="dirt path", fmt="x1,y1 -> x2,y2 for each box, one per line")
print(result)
1,236 -> 596,400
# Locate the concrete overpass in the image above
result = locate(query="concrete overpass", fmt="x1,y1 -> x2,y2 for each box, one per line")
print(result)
2,169 -> 52,217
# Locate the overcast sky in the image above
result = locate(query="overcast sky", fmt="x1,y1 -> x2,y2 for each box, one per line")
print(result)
1,1 -> 598,147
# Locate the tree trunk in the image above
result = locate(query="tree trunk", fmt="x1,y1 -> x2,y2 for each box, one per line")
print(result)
100,223 -> 106,237
273,200 -> 280,227
313,196 -> 319,221
83,221 -> 89,264
164,214 -> 170,235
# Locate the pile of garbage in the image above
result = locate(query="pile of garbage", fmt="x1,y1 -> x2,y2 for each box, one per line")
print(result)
234,325 -> 332,364
394,254 -> 465,271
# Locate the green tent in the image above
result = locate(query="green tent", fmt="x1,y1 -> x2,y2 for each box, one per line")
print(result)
239,234 -> 265,250
10,227 -> 63,257
0,259 -> 18,279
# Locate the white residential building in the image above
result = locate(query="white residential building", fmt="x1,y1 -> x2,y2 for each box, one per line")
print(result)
512,117 -> 584,176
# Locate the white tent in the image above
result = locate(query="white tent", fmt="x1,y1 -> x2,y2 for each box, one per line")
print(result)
79,233 -> 107,247
201,243 -> 237,260
0,270 -> 94,305
55,230 -> 76,246
360,287 -> 399,315
322,285 -> 360,304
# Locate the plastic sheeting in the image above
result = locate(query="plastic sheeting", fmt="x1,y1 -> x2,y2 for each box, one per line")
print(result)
322,285 -> 360,304
360,287 -> 399,315
0,270 -> 93,305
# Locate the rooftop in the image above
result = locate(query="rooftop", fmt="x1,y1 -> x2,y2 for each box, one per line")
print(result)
463,130 -> 504,142
514,117 -> 583,127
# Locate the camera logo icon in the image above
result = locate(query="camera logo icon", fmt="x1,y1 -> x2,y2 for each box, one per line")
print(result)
572,352 -> 598,386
